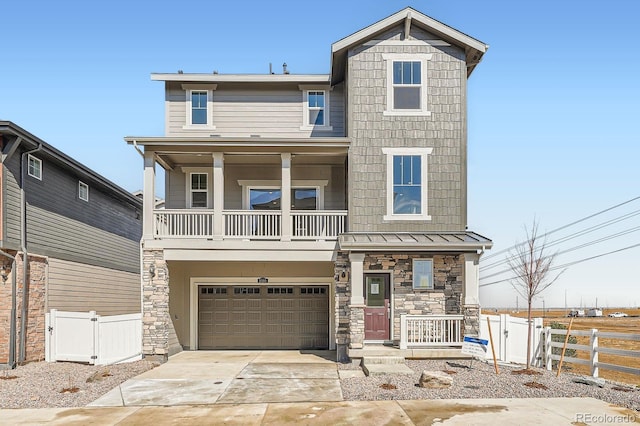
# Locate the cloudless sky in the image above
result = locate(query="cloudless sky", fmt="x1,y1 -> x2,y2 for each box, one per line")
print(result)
2,1 -> 639,308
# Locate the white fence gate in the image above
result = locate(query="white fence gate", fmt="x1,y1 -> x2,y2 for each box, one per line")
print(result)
480,314 -> 543,366
45,309 -> 142,365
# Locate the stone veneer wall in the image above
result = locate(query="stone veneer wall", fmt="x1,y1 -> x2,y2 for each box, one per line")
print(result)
142,250 -> 170,362
364,253 -> 463,344
0,253 -> 47,365
334,251 -> 351,361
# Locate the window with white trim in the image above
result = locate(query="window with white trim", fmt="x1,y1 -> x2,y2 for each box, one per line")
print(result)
308,91 -> 325,126
191,91 -> 208,125
28,155 -> 42,180
382,54 -> 432,116
182,84 -> 217,129
190,173 -> 208,208
78,181 -> 89,202
413,259 -> 434,290
382,147 -> 433,221
300,86 -> 332,130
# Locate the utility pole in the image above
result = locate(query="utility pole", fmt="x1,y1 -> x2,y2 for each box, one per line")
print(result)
564,289 -> 567,317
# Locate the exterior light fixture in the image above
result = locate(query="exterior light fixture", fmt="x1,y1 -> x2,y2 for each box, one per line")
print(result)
149,263 -> 156,279
0,263 -> 10,283
257,277 -> 268,283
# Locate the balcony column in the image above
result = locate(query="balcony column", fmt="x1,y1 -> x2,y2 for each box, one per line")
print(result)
143,150 -> 156,240
212,152 -> 224,240
281,153 -> 292,242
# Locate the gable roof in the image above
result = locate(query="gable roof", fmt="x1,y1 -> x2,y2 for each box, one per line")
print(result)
331,7 -> 488,84
0,121 -> 141,208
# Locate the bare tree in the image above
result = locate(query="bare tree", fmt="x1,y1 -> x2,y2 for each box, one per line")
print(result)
507,219 -> 565,369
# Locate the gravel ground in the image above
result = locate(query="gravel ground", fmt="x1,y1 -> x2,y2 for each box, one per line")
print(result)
1,358 -> 638,411
0,360 -> 155,409
339,359 -> 640,412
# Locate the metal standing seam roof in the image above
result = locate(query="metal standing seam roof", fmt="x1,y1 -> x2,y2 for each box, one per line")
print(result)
338,232 -> 492,251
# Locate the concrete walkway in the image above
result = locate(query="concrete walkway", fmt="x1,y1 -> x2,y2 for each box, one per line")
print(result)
0,351 -> 636,424
0,398 -> 636,425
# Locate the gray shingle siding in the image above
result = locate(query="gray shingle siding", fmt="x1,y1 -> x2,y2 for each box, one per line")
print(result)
2,148 -> 141,272
347,25 -> 467,232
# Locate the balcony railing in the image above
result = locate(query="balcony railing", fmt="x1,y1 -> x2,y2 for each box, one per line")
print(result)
399,314 -> 465,349
153,209 -> 347,241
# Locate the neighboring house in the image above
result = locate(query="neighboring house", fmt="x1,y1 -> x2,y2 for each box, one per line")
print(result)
127,7 -> 492,362
0,122 -> 142,368
133,190 -> 165,209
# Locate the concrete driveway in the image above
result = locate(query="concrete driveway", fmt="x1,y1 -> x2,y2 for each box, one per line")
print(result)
89,350 -> 342,407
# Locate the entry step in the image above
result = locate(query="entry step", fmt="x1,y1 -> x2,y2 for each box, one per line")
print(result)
361,356 -> 414,376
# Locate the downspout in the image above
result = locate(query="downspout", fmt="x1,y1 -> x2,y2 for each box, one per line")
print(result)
19,143 -> 42,363
132,140 -> 144,158
0,249 -> 17,369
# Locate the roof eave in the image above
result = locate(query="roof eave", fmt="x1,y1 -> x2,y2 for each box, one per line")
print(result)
330,7 -> 488,84
0,121 -> 142,207
150,73 -> 331,84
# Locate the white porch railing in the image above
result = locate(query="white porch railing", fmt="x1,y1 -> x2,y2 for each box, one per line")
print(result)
400,314 -> 465,349
224,210 -> 282,240
292,211 -> 347,239
153,209 -> 347,240
155,209 -> 215,238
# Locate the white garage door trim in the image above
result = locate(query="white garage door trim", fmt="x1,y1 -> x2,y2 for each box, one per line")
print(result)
189,277 -> 335,350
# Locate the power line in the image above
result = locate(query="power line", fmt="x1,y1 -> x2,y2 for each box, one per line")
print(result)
479,225 -> 640,281
479,242 -> 640,288
480,207 -> 640,272
480,195 -> 640,262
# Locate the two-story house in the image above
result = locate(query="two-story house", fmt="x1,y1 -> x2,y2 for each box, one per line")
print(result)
0,122 -> 142,368
128,7 -> 491,362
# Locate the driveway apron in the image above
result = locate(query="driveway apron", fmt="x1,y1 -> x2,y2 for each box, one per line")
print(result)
89,350 -> 342,407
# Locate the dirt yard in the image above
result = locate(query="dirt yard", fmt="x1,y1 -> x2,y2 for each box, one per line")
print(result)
484,308 -> 640,386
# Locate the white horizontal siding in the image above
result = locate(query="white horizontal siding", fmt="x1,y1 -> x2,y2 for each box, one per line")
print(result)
165,84 -> 345,137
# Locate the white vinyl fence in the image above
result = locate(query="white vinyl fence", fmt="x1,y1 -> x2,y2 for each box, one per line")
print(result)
45,309 -> 142,365
480,314 -> 543,366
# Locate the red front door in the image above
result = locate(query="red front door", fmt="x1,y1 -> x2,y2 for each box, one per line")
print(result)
364,274 -> 390,340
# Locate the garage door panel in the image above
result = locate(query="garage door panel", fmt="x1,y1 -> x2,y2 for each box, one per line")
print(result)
198,285 -> 329,350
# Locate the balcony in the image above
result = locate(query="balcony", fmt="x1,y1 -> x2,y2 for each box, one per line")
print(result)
154,209 -> 347,241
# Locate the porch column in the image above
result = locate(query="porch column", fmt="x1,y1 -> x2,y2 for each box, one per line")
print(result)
463,252 -> 480,305
143,150 -> 156,240
212,152 -> 224,240
463,252 -> 481,337
349,252 -> 365,305
281,153 -> 292,242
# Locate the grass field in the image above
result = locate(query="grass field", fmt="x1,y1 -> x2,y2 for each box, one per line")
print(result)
482,308 -> 640,386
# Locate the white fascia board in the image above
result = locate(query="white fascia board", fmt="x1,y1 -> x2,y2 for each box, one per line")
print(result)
124,136 -> 351,148
163,248 -> 336,262
151,73 -> 331,84
331,7 -> 487,54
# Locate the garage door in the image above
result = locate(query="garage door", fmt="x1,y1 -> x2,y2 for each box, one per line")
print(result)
198,285 -> 329,349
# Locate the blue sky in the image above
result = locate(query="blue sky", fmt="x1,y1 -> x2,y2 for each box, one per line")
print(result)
2,1 -> 639,308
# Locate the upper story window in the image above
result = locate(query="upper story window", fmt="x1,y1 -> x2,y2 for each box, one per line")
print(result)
382,54 -> 432,116
182,84 -> 217,129
191,91 -> 208,124
308,91 -> 325,126
382,147 -> 433,221
299,86 -> 332,131
190,173 -> 208,208
78,181 -> 89,202
393,61 -> 421,109
28,155 -> 42,180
